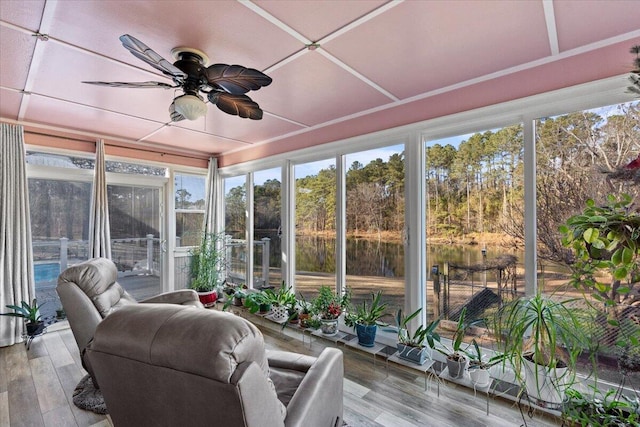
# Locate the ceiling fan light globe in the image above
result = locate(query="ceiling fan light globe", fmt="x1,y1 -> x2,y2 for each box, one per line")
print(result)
173,94 -> 207,120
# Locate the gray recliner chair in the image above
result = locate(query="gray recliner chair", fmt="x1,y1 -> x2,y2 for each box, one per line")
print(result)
87,303 -> 344,427
57,257 -> 203,384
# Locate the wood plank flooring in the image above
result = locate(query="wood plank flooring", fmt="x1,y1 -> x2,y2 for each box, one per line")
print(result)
1,321 -> 561,426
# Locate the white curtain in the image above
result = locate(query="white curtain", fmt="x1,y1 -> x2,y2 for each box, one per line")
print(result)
0,123 -> 35,346
204,156 -> 218,234
88,140 -> 111,259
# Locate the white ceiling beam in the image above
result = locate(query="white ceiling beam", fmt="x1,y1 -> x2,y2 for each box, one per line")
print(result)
543,0 -> 560,55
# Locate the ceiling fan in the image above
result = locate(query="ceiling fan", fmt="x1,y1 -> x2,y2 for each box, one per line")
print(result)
83,34 -> 272,121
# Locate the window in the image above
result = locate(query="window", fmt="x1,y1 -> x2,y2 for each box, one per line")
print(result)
534,100 -> 640,385
224,175 -> 247,284
174,173 -> 206,247
345,145 -> 405,321
424,125 -> 524,321
254,168 -> 282,288
294,159 -> 336,299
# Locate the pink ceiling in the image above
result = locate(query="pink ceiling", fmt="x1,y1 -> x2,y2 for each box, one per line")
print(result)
1,0 -> 639,165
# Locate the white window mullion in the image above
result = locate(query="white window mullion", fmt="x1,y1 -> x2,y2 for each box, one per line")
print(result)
523,116 -> 537,296
336,154 -> 346,296
404,133 -> 426,329
281,161 -> 296,290
246,173 -> 254,288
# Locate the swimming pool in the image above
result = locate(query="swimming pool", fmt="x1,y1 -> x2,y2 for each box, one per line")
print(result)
34,262 -> 60,282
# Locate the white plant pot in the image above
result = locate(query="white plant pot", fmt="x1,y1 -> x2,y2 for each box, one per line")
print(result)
469,368 -> 491,387
522,357 -> 569,410
271,305 -> 288,322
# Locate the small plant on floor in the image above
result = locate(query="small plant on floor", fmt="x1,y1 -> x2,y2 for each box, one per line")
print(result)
1,299 -> 46,335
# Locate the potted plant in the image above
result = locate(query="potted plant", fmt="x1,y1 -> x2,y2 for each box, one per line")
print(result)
560,193 -> 640,373
189,232 -> 227,307
263,282 -> 297,322
394,307 -> 440,365
345,290 -> 387,347
466,339 -> 506,387
222,285 -> 247,310
562,386 -> 640,427
493,293 -> 590,409
434,307 -> 470,379
297,293 -> 313,328
244,291 -> 272,314
312,285 -> 350,336
1,299 -> 46,336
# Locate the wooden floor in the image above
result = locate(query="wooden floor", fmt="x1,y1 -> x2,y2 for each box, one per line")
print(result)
0,321 -> 561,427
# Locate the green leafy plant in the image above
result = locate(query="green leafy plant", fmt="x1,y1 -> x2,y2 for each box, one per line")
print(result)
563,387 -> 640,427
2,299 -> 45,324
560,194 -> 640,367
493,293 -> 593,406
434,307 -> 470,362
222,285 -> 248,310
395,307 -> 440,349
189,232 -> 227,292
244,291 -> 272,314
345,290 -> 387,327
466,338 -> 506,370
313,285 -> 350,320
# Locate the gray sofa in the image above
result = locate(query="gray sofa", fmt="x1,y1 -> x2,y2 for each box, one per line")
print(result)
87,303 -> 344,427
57,257 -> 203,384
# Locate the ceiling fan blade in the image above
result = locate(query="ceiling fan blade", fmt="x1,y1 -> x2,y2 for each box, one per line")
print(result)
208,92 -> 263,120
119,34 -> 186,80
204,64 -> 272,95
82,81 -> 177,89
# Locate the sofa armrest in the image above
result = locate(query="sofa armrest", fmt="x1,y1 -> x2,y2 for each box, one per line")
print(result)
282,348 -> 343,427
140,289 -> 203,307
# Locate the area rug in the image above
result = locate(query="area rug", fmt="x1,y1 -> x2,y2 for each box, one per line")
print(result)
72,374 -> 107,415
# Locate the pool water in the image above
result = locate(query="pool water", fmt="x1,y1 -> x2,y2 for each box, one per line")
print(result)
34,262 -> 60,282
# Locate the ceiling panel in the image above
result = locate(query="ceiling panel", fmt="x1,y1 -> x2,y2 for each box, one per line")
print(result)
146,124 -> 246,154
30,41 -> 177,123
324,0 -> 550,99
254,0 -> 387,42
0,0 -> 45,30
0,26 -> 37,89
23,95 -> 164,140
553,1 -> 640,51
0,88 -> 22,119
257,51 -> 392,126
48,0 -> 300,70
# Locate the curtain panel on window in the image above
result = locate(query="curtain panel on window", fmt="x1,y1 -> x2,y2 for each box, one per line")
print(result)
204,157 -> 218,234
0,123 -> 36,347
88,139 -> 111,258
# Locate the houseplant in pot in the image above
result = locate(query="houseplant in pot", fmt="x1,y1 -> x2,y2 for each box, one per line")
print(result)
559,193 -> 640,374
1,299 -> 46,336
244,290 -> 272,314
435,307 -> 470,379
493,293 -> 591,409
263,282 -> 297,323
466,338 -> 506,387
222,284 -> 248,310
345,290 -> 387,347
313,285 -> 350,336
189,232 -> 227,307
395,307 -> 441,365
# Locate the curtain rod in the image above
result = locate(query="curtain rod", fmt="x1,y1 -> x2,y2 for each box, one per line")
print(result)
24,129 -> 212,161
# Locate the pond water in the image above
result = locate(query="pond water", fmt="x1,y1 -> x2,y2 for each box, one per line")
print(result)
256,230 -> 525,282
